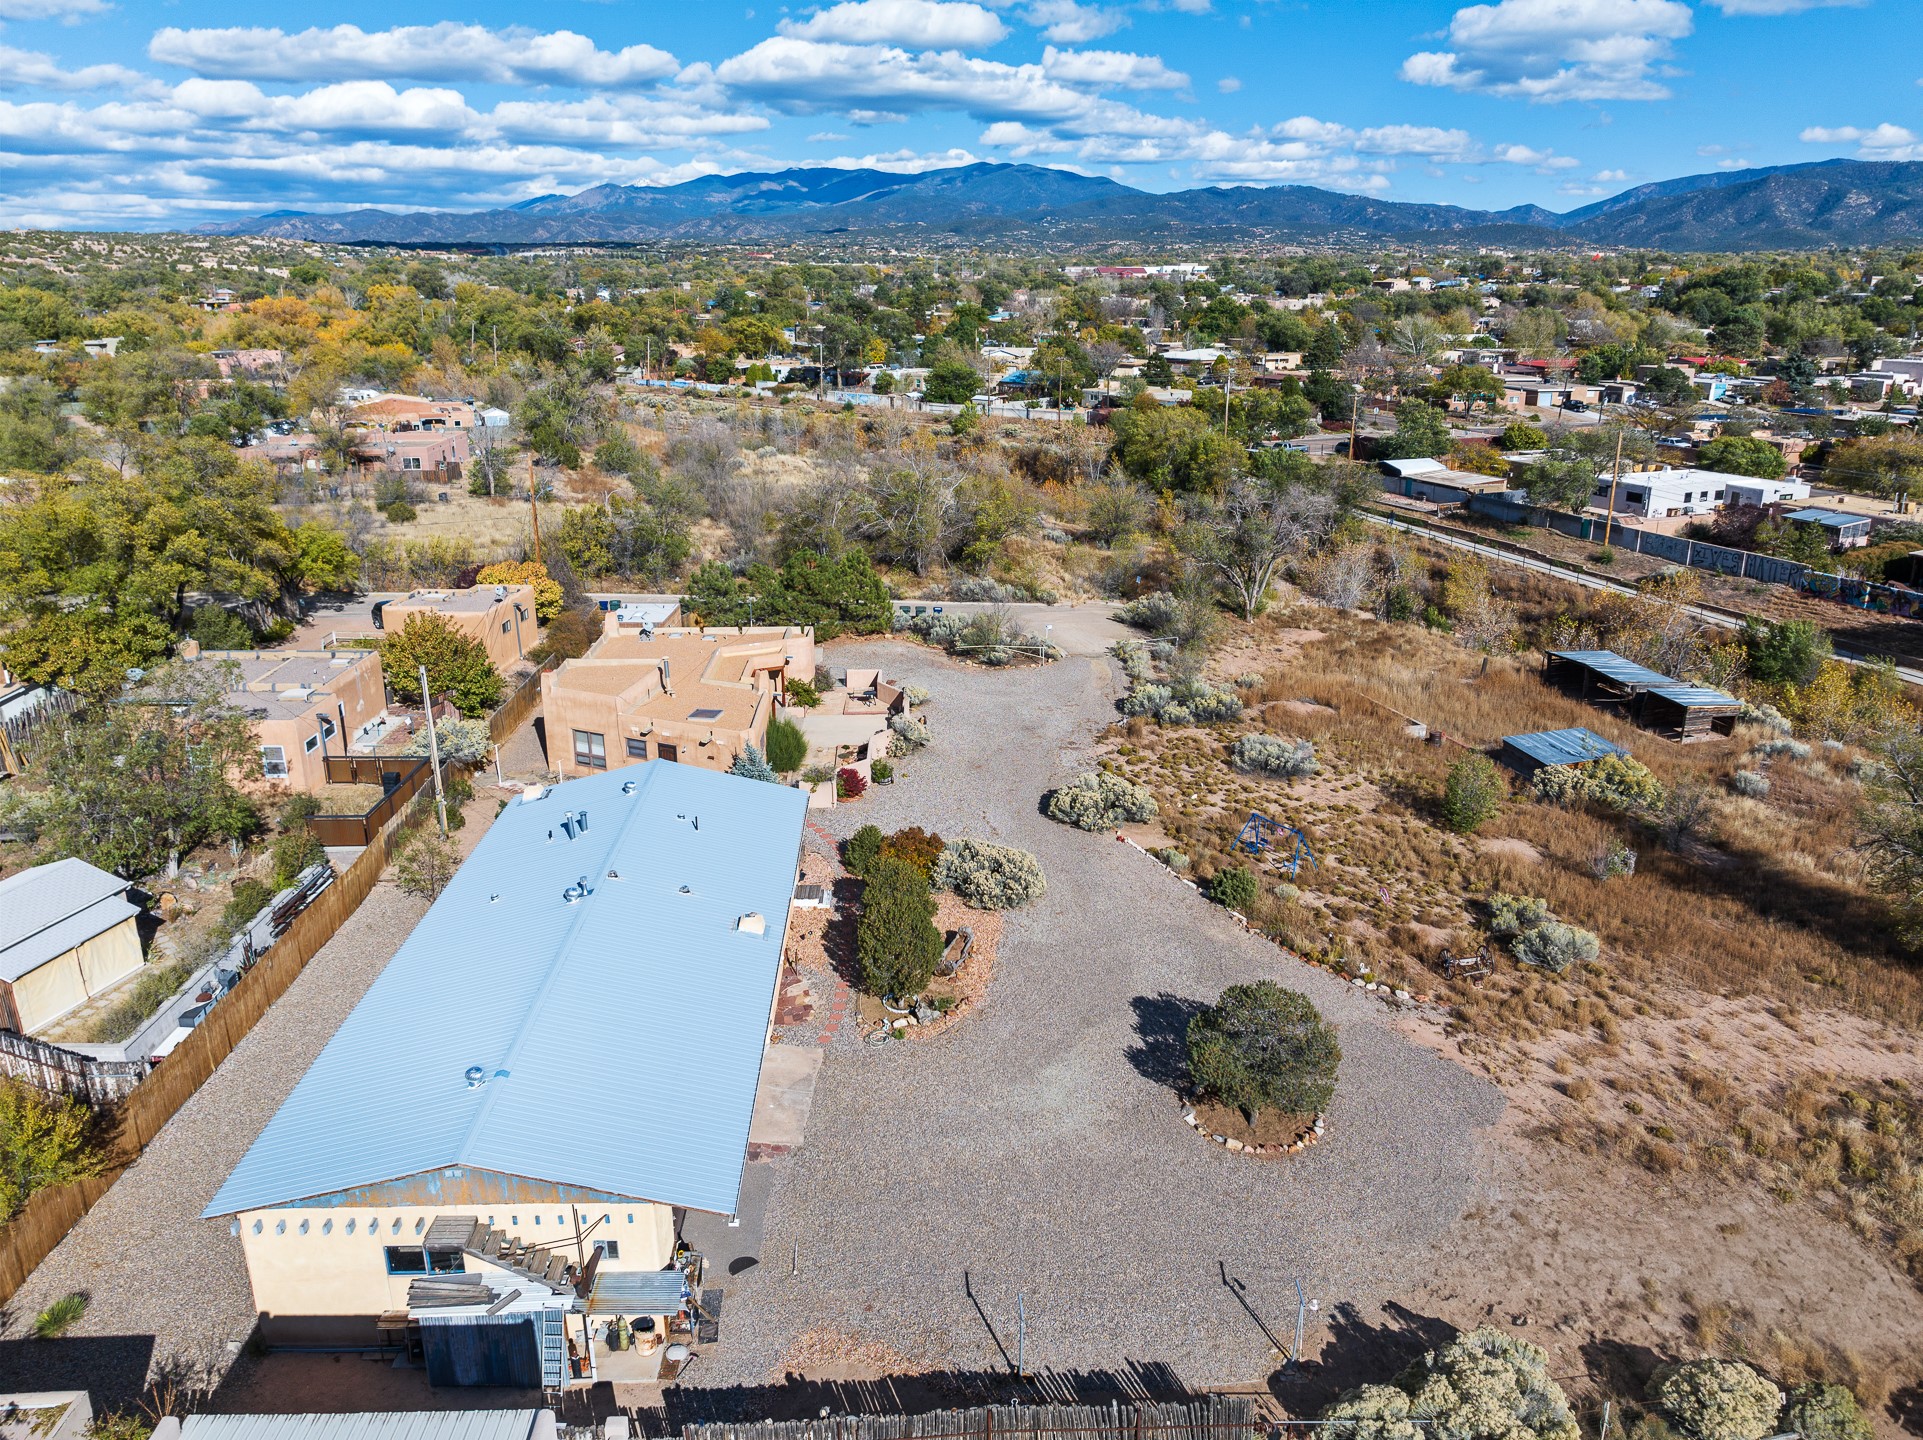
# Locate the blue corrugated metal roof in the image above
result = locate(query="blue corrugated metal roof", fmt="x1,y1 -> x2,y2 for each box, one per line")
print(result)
1647,683 -> 1740,708
1547,650 -> 1674,687
1785,508 -> 1868,529
204,763 -> 807,1221
1502,728 -> 1630,767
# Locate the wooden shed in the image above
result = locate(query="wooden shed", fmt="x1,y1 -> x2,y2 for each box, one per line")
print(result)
1637,683 -> 1742,741
1498,727 -> 1630,781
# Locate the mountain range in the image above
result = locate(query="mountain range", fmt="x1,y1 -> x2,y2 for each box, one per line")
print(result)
200,158 -> 1923,251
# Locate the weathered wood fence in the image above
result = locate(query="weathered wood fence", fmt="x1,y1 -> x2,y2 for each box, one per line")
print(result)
0,1030 -> 146,1107
491,654 -> 560,746
680,1399 -> 1259,1440
0,781 -> 436,1304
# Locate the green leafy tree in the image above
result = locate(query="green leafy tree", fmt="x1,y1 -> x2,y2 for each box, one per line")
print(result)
380,613 -> 502,717
1,660 -> 262,879
1108,403 -> 1235,494
855,856 -> 942,998
764,716 -> 808,773
0,1080 -> 104,1219
1741,617 -> 1831,686
1755,517 -> 1834,569
922,359 -> 980,405
1376,399 -> 1453,461
1442,754 -> 1506,833
1698,435 -> 1786,479
1187,981 -> 1340,1119
393,828 -> 461,900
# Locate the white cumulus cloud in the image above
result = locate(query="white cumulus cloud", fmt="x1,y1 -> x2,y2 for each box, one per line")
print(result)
1040,45 -> 1187,90
1021,0 -> 1129,43
1401,0 -> 1693,102
781,1 -> 1008,48
147,23 -> 678,89
0,0 -> 108,18
1800,122 -> 1921,160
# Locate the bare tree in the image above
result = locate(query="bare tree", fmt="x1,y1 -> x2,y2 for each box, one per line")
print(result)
1197,478 -> 1338,620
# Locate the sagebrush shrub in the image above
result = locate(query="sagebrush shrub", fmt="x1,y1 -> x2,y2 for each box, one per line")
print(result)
1648,1359 -> 1784,1440
1045,771 -> 1159,831
1781,1385 -> 1871,1440
932,839 -> 1046,910
888,714 -> 931,753
1231,734 -> 1319,779
1321,1328 -> 1579,1440
1488,893 -> 1551,936
1731,769 -> 1770,798
1511,921 -> 1600,973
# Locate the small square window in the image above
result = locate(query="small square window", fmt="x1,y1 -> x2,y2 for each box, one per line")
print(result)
261,746 -> 288,778
319,715 -> 336,739
625,738 -> 648,759
303,735 -> 320,754
573,730 -> 607,769
593,1239 -> 620,1260
500,619 -> 510,632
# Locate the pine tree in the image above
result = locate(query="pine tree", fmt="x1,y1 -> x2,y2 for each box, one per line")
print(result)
729,744 -> 779,783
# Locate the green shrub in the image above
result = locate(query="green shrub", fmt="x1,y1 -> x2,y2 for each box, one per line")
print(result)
855,857 -> 942,998
400,718 -> 492,766
0,1081 -> 104,1218
870,759 -> 894,783
933,839 -> 1046,910
1441,754 -> 1505,833
784,678 -> 821,708
1187,980 -> 1340,1118
843,824 -> 885,877
765,716 -> 808,773
888,714 -> 931,753
1511,921 -> 1600,973
33,1292 -> 87,1339
1045,771 -> 1158,831
189,604 -> 254,650
380,613 -> 503,717
1230,734 -> 1318,779
1781,1384 -> 1871,1440
221,878 -> 274,936
1208,866 -> 1260,913
1321,1327 -> 1578,1440
393,828 -> 460,900
383,501 -> 418,524
1742,617 -> 1832,688
1533,754 -> 1665,812
1648,1359 -> 1784,1440
441,770 -> 474,831
271,827 -> 325,889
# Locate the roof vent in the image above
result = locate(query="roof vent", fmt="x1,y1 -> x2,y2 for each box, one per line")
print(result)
520,783 -> 545,805
621,780 -> 637,795
563,876 -> 592,903
465,1065 -> 486,1088
737,912 -> 766,936
494,584 -> 508,602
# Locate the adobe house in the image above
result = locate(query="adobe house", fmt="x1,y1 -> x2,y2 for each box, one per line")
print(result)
178,643 -> 388,793
0,858 -> 145,1035
203,764 -> 807,1388
376,585 -> 538,673
541,620 -> 815,779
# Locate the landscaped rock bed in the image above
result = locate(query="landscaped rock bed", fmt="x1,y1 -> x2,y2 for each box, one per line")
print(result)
1182,1097 -> 1324,1158
856,891 -> 1001,1043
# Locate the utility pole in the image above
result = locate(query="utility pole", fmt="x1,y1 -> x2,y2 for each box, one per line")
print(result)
491,324 -> 498,367
1602,426 -> 1625,549
1222,361 -> 1232,436
1349,387 -> 1361,460
419,664 -> 448,836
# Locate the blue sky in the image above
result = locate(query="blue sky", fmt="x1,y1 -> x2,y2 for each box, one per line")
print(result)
0,0 -> 1914,229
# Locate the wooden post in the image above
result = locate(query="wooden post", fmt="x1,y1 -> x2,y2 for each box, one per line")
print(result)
1602,428 -> 1624,549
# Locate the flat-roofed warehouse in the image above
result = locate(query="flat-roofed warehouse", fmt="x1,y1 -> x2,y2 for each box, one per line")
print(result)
203,762 -> 807,1387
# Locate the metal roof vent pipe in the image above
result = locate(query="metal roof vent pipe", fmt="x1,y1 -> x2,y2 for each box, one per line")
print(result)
621,781 -> 637,795
560,814 -> 577,841
576,810 -> 588,832
563,876 -> 592,903
465,1066 -> 487,1088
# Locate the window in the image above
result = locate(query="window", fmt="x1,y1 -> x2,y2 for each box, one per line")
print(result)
261,746 -> 288,778
402,456 -> 422,470
319,715 -> 336,739
500,619 -> 510,633
386,1246 -> 464,1274
303,734 -> 320,754
593,1239 -> 620,1260
625,738 -> 648,759
573,730 -> 607,769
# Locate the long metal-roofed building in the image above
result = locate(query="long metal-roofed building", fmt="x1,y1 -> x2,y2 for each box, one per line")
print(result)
1542,650 -> 1672,711
1498,727 -> 1630,781
203,761 -> 808,1383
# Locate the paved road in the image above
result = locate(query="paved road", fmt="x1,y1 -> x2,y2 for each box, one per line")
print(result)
694,638 -> 1503,1391
1365,511 -> 1923,686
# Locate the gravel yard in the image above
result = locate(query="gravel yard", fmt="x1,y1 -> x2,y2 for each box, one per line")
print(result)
695,635 -> 1504,1391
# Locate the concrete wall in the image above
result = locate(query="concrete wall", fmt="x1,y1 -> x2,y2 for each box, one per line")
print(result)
7,917 -> 144,1035
238,1199 -> 676,1344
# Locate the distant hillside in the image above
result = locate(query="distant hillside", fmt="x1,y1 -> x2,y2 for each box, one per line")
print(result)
198,158 -> 1923,251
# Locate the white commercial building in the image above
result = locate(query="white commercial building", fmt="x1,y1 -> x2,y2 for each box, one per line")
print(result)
1589,467 -> 1807,520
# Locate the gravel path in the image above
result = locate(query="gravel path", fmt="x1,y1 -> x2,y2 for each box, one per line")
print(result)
696,637 -> 1504,1390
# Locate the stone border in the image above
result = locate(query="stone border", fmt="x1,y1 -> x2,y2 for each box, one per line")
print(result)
1182,1101 -> 1325,1159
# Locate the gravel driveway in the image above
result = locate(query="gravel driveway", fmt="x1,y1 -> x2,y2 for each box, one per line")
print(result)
696,636 -> 1504,1390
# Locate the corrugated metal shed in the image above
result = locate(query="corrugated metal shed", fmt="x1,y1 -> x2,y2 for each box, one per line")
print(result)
587,1267 -> 690,1314
203,763 -> 807,1221
1501,728 -> 1630,768
1646,683 -> 1740,709
175,1412 -> 547,1440
1785,508 -> 1869,531
0,857 -> 137,983
1545,650 -> 1673,688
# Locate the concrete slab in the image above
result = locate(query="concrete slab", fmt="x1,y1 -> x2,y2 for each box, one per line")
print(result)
747,1041 -> 823,1149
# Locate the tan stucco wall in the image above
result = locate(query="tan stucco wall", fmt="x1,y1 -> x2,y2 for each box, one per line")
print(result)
9,917 -> 143,1034
237,1200 -> 676,1327
243,651 -> 388,793
383,587 -> 534,673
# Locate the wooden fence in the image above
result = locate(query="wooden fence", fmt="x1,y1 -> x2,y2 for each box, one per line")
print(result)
490,655 -> 559,747
681,1398 -> 1258,1440
0,781 -> 437,1305
0,1030 -> 145,1108
311,754 -> 432,848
